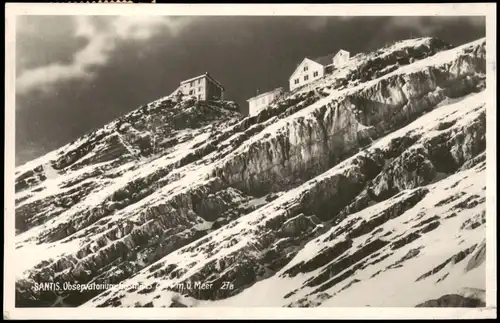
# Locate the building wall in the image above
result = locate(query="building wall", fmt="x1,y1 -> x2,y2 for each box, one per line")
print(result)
333,51 -> 350,67
248,88 -> 283,116
206,79 -> 223,101
180,77 -> 206,100
289,59 -> 325,91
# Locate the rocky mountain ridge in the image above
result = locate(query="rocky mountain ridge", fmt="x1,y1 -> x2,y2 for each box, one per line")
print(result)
14,36 -> 487,308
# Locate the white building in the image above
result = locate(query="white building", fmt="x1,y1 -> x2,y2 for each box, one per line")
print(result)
175,72 -> 225,101
332,49 -> 350,67
247,87 -> 284,116
288,49 -> 350,91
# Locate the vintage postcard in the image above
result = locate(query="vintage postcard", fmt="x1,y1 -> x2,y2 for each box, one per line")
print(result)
4,2 -> 497,320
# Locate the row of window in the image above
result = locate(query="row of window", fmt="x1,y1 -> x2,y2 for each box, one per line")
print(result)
252,93 -> 280,106
293,71 -> 320,84
189,79 -> 202,87
252,97 -> 268,106
189,87 -> 203,95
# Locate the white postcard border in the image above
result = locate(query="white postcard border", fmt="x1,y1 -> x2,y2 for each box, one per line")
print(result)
4,3 -> 497,319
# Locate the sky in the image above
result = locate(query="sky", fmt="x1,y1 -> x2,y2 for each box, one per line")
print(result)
14,15 -> 485,166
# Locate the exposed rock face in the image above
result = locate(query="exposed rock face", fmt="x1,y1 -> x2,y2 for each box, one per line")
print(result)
416,285 -> 486,308
416,294 -> 485,307
14,37 -> 488,308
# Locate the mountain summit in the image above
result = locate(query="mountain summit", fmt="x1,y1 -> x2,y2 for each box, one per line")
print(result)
15,36 -> 487,308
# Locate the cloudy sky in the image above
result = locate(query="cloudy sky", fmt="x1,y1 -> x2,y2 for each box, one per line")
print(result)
15,15 -> 485,165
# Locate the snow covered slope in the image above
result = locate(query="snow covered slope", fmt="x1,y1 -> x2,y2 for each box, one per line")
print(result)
14,37 -> 488,308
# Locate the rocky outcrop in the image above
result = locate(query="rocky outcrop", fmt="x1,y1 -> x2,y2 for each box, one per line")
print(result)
211,39 -> 486,197
86,88 -> 487,308
14,37 -> 488,308
416,294 -> 486,307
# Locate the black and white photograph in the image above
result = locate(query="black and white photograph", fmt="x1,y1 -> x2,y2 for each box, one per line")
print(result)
4,3 -> 497,319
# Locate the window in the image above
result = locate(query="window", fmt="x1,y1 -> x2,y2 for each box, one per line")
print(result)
294,79 -> 299,84
198,79 -> 201,84
189,90 -> 194,95
198,87 -> 202,92
190,81 -> 194,87
304,75 -> 309,81
304,66 -> 308,72
313,71 -> 319,77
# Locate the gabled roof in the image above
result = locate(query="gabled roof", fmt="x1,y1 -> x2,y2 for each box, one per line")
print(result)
336,49 -> 350,55
289,49 -> 350,80
288,57 -> 324,80
180,72 -> 225,91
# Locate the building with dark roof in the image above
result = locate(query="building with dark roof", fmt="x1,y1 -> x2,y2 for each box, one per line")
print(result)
177,72 -> 225,101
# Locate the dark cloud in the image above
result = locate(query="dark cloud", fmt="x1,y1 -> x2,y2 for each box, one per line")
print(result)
15,16 -> 486,165
16,16 -> 88,76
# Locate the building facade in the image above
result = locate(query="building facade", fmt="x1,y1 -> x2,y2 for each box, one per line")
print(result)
332,49 -> 350,67
247,87 -> 284,116
288,49 -> 350,91
288,58 -> 326,92
178,72 -> 225,101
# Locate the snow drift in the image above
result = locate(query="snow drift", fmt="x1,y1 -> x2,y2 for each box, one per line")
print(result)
14,37 -> 487,308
